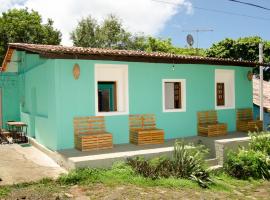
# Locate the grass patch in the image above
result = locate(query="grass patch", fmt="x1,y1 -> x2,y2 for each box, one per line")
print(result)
0,186 -> 11,197
0,178 -> 64,198
57,162 -> 200,189
1,164 -> 268,199
57,162 -> 266,192
209,169 -> 263,192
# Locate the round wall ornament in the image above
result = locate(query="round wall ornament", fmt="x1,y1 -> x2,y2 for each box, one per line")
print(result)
73,63 -> 80,80
247,71 -> 253,81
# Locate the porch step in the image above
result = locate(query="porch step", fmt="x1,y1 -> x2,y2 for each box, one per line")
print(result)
205,158 -> 218,167
208,165 -> 222,171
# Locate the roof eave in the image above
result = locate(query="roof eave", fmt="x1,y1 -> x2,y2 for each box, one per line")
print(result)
1,47 -> 14,72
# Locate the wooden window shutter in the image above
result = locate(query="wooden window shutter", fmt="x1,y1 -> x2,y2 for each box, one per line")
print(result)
174,82 -> 181,108
216,82 -> 225,106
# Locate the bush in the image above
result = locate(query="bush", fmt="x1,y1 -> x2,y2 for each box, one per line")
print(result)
127,141 -> 212,188
249,132 -> 270,156
225,148 -> 270,180
58,168 -> 102,185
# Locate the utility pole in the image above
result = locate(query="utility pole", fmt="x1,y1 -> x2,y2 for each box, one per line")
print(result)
182,29 -> 213,53
259,43 -> 264,123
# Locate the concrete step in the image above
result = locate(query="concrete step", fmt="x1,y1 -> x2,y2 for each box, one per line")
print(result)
205,158 -> 218,167
208,165 -> 222,171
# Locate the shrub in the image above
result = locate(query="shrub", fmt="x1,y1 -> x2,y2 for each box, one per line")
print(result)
249,132 -> 270,156
127,141 -> 212,188
225,148 -> 270,180
58,168 -> 102,185
127,156 -> 173,180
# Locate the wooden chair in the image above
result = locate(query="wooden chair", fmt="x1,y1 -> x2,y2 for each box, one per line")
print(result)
236,108 -> 263,132
197,110 -> 227,137
73,116 -> 113,151
129,114 -> 164,145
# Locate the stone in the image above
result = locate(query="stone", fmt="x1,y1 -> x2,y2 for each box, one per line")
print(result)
64,193 -> 74,198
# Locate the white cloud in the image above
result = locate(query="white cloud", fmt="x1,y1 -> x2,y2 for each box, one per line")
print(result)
0,0 -> 26,12
2,0 -> 193,46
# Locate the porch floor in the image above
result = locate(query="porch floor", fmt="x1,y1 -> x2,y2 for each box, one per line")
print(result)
57,132 -> 248,169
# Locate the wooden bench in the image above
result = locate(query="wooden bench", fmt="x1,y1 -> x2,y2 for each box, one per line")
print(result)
236,108 -> 263,132
73,116 -> 113,151
197,110 -> 227,137
129,114 -> 164,145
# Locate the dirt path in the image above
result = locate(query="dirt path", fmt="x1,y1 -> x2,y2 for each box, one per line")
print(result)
3,181 -> 270,200
0,144 -> 66,185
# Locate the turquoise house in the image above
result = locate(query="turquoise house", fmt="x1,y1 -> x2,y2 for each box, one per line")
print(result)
0,43 -> 260,151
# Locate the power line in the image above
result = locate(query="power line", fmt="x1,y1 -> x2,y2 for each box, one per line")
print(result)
228,0 -> 270,11
150,0 -> 270,21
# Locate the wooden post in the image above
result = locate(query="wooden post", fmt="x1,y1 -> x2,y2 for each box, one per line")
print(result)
259,43 -> 264,125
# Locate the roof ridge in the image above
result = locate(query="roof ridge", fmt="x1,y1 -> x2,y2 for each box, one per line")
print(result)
1,43 -> 269,71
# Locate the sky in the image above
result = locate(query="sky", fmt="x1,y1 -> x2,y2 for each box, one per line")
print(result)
0,0 -> 270,48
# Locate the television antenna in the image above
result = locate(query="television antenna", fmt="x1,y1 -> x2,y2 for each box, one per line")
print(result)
182,29 -> 214,49
186,34 -> 194,47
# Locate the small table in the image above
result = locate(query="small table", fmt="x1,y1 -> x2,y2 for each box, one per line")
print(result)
6,121 -> 28,143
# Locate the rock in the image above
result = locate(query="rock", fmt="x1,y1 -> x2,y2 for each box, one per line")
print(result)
0,178 -> 2,181
64,193 -> 74,198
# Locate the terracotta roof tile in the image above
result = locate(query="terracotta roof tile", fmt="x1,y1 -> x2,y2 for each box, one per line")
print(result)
253,78 -> 270,111
2,43 -> 270,69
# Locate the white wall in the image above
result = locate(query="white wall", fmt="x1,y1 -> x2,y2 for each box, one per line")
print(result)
215,69 -> 235,109
95,64 -> 129,116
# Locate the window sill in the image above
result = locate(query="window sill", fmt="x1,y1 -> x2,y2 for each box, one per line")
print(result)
163,109 -> 186,113
96,111 -> 129,116
215,106 -> 235,110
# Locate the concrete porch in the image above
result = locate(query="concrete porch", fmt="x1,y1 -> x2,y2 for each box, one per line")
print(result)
56,132 -> 249,169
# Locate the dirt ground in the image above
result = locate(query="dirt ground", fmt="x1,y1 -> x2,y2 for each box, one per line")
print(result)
0,144 -> 66,185
2,181 -> 270,200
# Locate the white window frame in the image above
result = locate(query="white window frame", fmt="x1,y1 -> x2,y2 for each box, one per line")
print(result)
162,79 -> 186,112
94,64 -> 129,116
215,69 -> 235,110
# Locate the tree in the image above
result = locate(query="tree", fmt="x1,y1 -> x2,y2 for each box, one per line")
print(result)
206,36 -> 270,80
71,15 -> 132,49
0,8 -> 61,63
71,15 -> 206,56
97,15 -> 131,49
71,16 -> 99,47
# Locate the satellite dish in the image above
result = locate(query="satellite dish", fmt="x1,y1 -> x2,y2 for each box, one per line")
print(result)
186,34 -> 194,47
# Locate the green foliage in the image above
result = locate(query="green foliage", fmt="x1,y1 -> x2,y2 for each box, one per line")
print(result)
70,15 -> 206,56
206,36 -> 270,62
225,148 -> 270,180
224,133 -> 270,180
57,161 -> 200,189
0,186 -> 10,197
249,132 -> 270,156
144,37 -> 206,56
71,15 -> 132,49
0,8 -> 61,62
206,36 -> 270,80
127,141 -> 212,188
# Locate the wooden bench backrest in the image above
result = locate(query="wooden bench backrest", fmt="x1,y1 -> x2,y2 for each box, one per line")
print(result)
237,108 -> 253,121
74,116 -> 106,135
197,111 -> 218,125
129,114 -> 156,130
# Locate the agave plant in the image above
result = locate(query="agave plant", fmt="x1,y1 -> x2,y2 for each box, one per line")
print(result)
127,141 -> 212,188
172,141 -> 212,188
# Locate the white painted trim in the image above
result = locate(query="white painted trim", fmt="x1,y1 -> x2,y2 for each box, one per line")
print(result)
162,79 -> 186,112
96,111 -> 129,116
215,69 -> 235,110
0,88 -> 2,127
94,64 -> 129,116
